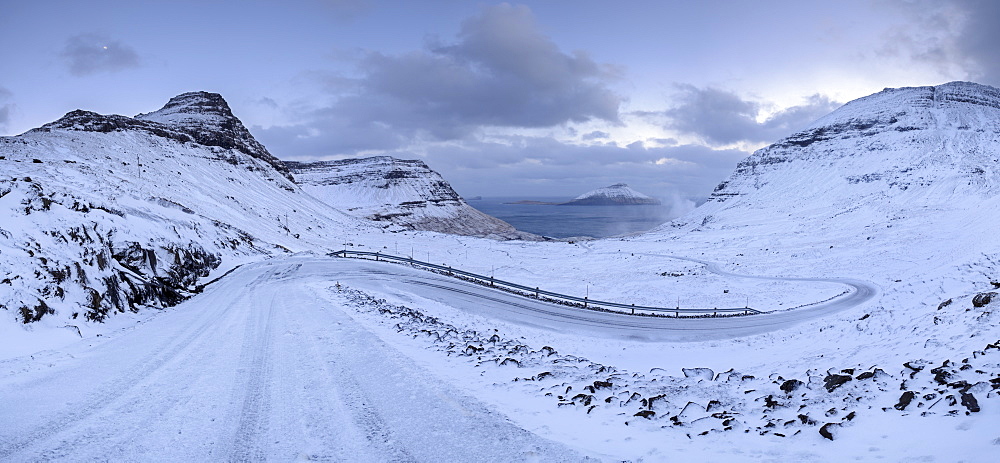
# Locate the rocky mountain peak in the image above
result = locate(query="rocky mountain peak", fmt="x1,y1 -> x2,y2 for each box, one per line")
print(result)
137,91 -> 236,124
28,91 -> 290,180
136,92 -> 291,180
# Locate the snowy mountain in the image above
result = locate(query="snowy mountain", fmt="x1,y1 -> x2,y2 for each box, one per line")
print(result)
2,84 -> 999,461
0,92 -> 364,325
288,157 -> 539,240
562,183 -> 661,205
676,81 -> 1000,236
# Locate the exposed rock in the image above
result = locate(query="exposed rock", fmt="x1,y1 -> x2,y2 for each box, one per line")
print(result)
972,292 -> 996,308
634,410 -> 656,419
819,422 -> 841,441
894,391 -> 916,410
823,374 -> 853,392
780,379 -> 804,394
960,392 -> 981,413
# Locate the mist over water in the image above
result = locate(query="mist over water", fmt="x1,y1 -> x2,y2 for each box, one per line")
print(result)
469,197 -> 688,238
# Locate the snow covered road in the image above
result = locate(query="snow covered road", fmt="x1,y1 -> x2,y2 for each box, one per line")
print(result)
0,258 -> 590,462
331,255 -> 877,341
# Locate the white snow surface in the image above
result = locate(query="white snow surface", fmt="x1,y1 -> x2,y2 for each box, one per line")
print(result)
2,83 -> 999,461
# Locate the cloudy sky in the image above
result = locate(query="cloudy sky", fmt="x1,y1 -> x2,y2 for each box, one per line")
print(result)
1,1 -> 997,199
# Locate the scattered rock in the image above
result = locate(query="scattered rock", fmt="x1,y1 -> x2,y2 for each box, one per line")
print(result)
593,380 -> 612,389
972,292 -> 996,308
780,379 -> 804,394
960,392 -> 981,413
823,374 -> 852,392
895,391 -> 916,410
930,364 -> 953,385
682,368 -> 714,381
819,422 -> 840,441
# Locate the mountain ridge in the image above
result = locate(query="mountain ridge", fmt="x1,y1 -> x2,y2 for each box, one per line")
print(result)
288,156 -> 540,240
671,80 -> 1000,235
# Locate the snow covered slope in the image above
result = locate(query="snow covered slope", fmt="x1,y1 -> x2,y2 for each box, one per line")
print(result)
0,92 -> 365,325
621,82 -> 1000,429
562,183 -> 661,205
288,157 -> 539,240
676,81 -> 1000,237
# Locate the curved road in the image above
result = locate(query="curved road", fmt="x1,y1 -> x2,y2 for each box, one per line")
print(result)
321,255 -> 878,342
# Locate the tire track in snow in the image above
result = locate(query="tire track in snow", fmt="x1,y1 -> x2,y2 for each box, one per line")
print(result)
289,286 -> 417,462
270,292 -> 398,461
228,271 -> 282,462
0,267 -> 266,460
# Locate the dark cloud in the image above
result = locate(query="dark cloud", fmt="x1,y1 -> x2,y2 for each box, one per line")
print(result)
379,136 -> 747,199
663,85 -> 840,146
258,4 -> 623,160
60,33 -> 140,76
955,0 -> 1000,86
315,4 -> 619,143
255,108 -> 408,157
875,0 -> 1000,86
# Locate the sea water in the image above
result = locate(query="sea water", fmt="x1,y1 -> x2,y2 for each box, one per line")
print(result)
468,197 -> 675,239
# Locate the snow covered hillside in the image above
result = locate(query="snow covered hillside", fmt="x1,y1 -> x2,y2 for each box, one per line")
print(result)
0,92 -> 366,326
645,81 -> 1000,365
562,183 -> 661,205
678,81 -> 1000,237
2,83 -> 998,461
288,157 -> 539,240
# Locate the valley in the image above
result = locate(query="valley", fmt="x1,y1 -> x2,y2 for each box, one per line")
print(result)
1,83 -> 998,461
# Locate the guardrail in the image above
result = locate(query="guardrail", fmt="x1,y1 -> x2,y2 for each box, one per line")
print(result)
329,250 -> 761,317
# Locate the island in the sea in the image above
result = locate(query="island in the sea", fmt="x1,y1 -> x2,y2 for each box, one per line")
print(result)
562,183 -> 660,206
